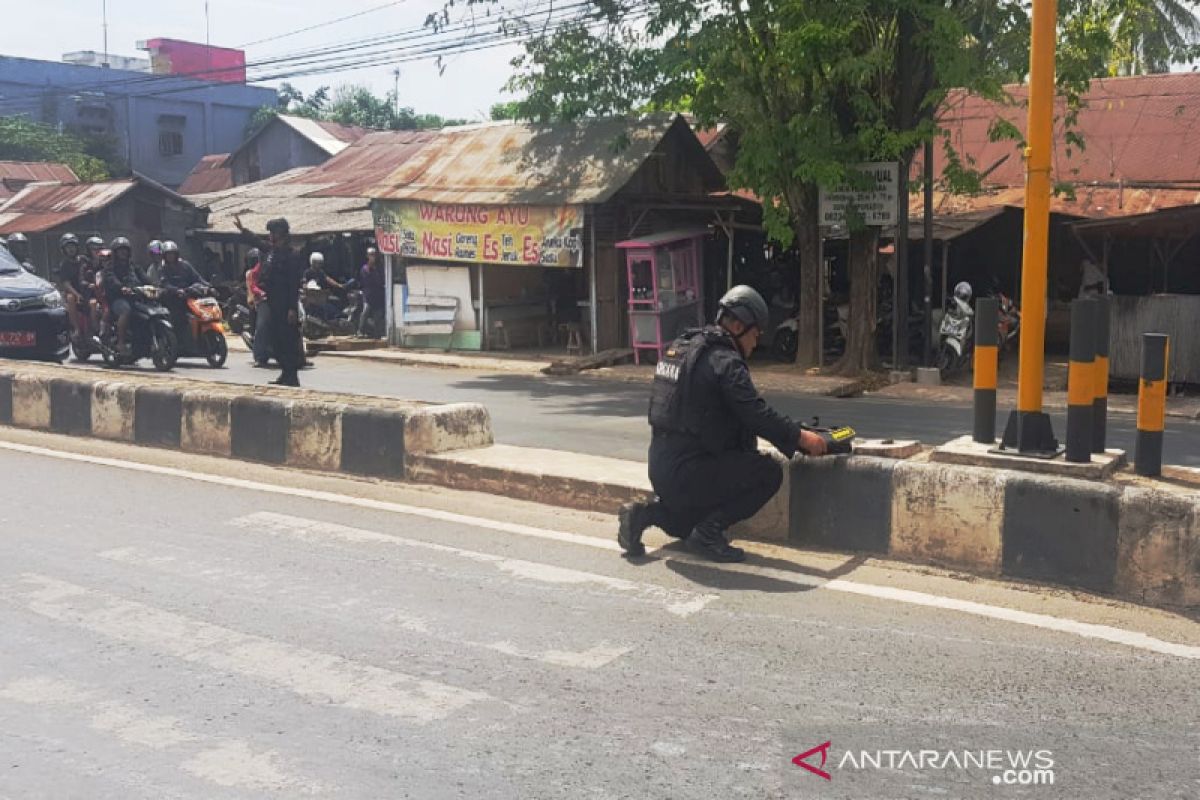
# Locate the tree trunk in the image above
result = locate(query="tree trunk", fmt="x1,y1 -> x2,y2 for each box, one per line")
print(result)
794,210 -> 821,370
833,226 -> 881,376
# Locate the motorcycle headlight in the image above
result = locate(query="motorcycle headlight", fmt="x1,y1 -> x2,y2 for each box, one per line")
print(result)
41,290 -> 64,310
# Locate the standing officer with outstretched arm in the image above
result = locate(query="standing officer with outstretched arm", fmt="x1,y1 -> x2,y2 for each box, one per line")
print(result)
619,285 -> 830,563
234,215 -> 304,387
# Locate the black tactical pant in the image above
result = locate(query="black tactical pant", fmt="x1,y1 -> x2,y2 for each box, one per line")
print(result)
269,300 -> 303,383
647,437 -> 783,537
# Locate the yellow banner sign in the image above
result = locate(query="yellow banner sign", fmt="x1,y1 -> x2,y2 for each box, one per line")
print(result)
373,201 -> 584,268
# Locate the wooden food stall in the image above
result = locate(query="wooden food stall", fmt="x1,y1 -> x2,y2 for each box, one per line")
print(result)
618,229 -> 707,363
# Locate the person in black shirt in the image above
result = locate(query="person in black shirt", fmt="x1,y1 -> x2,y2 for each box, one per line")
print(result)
234,215 -> 304,386
618,286 -> 830,562
100,240 -> 150,355
157,241 -> 208,350
55,234 -> 90,335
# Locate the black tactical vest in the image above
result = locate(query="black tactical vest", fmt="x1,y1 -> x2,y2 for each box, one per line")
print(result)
648,327 -> 732,438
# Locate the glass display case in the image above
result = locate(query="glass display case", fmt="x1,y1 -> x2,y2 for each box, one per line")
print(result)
617,228 -> 707,364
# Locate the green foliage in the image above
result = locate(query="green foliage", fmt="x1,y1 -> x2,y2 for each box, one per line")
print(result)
489,101 -> 524,121
248,83 -> 466,136
0,116 -> 111,182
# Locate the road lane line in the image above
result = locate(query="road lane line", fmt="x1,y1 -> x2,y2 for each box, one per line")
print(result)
99,544 -> 634,668
1,574 -> 492,723
1,439 -> 1196,659
229,511 -> 715,619
0,439 -> 620,551
0,676 -> 319,793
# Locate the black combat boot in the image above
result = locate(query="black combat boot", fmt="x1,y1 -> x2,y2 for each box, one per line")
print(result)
685,519 -> 746,563
617,501 -> 655,557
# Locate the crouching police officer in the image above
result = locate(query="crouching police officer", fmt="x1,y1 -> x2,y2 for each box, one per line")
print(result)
619,285 -> 830,562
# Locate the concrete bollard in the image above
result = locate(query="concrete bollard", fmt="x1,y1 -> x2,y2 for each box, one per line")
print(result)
973,297 -> 999,444
1065,299 -> 1096,464
1092,296 -> 1111,454
1135,333 -> 1169,477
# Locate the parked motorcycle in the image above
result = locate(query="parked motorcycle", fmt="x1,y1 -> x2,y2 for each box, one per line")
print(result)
302,279 -> 361,340
936,282 -> 975,379
996,290 -> 1020,352
163,283 -> 228,368
93,286 -> 178,371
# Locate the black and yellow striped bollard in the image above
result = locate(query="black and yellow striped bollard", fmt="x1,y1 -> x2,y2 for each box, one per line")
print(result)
1135,333 -> 1169,478
973,297 -> 999,444
1065,298 -> 1097,464
1092,296 -> 1111,454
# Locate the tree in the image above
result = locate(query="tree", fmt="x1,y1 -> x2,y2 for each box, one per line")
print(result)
1104,0 -> 1200,74
475,0 -> 1140,375
490,101 -> 524,121
247,83 -> 467,138
0,116 -> 110,182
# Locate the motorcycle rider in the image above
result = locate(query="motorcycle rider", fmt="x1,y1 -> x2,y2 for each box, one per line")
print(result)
85,236 -> 105,272
144,240 -> 165,286
157,241 -> 207,350
245,248 -> 273,367
55,234 -> 91,336
5,233 -> 34,273
100,240 -> 150,356
618,285 -> 830,562
304,252 -> 343,321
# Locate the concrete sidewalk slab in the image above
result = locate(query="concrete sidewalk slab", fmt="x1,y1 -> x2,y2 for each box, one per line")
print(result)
931,435 -> 1127,480
320,348 -> 552,375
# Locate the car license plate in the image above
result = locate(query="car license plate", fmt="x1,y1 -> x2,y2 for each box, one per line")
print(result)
0,331 -> 35,347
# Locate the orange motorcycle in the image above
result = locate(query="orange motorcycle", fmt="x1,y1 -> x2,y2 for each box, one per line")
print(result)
165,283 -> 228,367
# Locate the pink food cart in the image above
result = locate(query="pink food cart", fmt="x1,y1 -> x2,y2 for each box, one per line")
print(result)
617,228 -> 708,364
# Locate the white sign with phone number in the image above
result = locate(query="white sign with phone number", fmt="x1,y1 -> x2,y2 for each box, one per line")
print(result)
819,162 -> 899,227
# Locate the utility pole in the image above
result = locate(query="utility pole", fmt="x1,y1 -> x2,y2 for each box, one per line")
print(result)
1001,0 -> 1060,455
102,0 -> 109,67
923,138 -> 934,366
393,68 -> 401,116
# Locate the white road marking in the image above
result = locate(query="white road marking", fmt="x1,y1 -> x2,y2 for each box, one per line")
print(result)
100,544 -> 633,669
2,574 -> 492,723
0,676 -> 317,793
0,439 -> 1196,659
230,511 -> 716,618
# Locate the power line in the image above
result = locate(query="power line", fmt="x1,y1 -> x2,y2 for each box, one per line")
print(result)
238,0 -> 411,48
0,0 -> 609,109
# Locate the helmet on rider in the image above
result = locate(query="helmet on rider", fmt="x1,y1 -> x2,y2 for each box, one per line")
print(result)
5,233 -> 30,261
309,252 -> 324,267
60,233 -> 79,252
717,285 -> 770,332
161,241 -> 180,261
245,248 -> 260,269
86,236 -> 104,252
147,239 -> 163,258
97,248 -> 113,265
953,281 -> 973,304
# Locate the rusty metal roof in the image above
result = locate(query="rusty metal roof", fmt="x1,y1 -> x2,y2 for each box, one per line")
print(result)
0,161 -> 79,200
372,114 -> 722,205
178,154 -> 234,195
297,130 -> 441,198
189,168 -> 372,236
0,180 -> 138,234
936,73 -> 1200,209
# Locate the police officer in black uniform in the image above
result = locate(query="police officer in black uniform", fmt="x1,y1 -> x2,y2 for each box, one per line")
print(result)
234,215 -> 304,386
619,285 -> 829,562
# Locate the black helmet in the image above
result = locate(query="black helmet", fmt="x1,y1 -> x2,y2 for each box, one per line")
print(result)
60,233 -> 79,250
246,247 -> 260,267
86,236 -> 104,250
110,236 -> 132,253
717,285 -> 769,331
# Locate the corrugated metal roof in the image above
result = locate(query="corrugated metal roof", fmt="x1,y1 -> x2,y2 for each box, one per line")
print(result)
372,115 -> 715,205
297,129 -> 441,198
0,180 -> 138,234
178,153 -> 234,195
277,115 -> 370,156
908,185 -> 1200,219
0,161 -> 79,200
190,167 -> 372,235
936,73 -> 1200,201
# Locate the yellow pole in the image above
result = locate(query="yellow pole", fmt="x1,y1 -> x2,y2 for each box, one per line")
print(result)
1004,0 -> 1059,455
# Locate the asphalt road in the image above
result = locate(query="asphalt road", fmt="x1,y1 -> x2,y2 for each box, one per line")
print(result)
59,353 -> 1200,465
0,433 -> 1197,799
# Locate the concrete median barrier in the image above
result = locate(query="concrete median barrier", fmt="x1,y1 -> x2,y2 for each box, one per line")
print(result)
0,363 -> 493,484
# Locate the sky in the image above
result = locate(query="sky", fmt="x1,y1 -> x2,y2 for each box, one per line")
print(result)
0,0 -> 528,120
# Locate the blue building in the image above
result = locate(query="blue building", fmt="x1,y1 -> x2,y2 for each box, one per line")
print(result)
0,55 -> 277,189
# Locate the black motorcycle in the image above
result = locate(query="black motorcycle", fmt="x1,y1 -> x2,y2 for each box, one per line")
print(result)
94,286 -> 179,371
